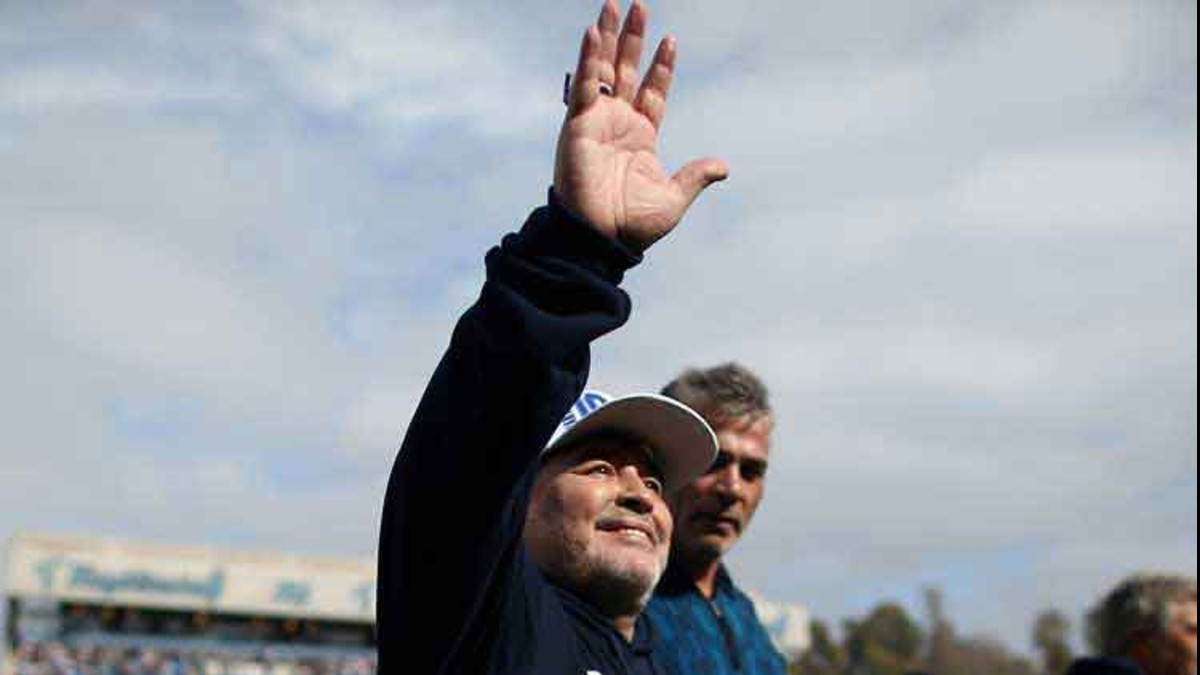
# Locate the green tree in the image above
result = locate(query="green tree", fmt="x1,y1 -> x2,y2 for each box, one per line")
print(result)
953,636 -> 1038,675
918,586 -> 1038,675
792,620 -> 848,675
925,587 -> 958,675
1034,610 -> 1075,675
845,603 -> 925,675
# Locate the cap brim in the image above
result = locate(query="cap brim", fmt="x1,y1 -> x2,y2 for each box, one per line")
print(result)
544,394 -> 718,494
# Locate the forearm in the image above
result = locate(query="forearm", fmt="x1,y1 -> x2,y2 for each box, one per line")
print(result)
376,191 -> 640,669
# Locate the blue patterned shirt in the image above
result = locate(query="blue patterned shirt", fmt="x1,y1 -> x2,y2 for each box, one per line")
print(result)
644,564 -> 788,675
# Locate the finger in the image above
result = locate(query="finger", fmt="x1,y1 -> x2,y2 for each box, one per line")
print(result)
673,157 -> 730,208
569,25 -> 604,114
596,0 -> 620,91
634,36 -> 675,130
614,0 -> 647,102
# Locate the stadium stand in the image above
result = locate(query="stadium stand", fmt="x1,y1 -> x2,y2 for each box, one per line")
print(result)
3,534 -> 375,675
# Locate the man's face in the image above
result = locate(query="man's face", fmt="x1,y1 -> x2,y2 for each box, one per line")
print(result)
1149,601 -> 1199,675
524,436 -> 673,613
671,414 -> 772,566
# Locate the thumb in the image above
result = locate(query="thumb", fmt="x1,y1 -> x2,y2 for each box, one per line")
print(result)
672,157 -> 730,208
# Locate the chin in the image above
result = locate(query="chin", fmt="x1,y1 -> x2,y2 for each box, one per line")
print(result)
611,555 -> 664,589
590,553 -> 664,607
692,534 -> 734,558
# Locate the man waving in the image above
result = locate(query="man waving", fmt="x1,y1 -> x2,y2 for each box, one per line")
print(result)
376,2 -> 729,673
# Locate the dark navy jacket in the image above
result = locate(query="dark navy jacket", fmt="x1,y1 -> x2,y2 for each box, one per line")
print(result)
645,563 -> 788,675
377,194 -> 664,675
1066,658 -> 1146,675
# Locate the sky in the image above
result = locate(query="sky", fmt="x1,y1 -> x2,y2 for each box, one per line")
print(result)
0,0 -> 1195,656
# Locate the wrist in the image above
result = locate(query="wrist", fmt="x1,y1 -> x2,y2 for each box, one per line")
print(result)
508,188 -> 642,285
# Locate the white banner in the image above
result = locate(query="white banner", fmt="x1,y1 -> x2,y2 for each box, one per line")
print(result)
4,533 -> 375,624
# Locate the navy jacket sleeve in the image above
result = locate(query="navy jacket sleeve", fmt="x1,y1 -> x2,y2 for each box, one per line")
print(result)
376,192 -> 642,675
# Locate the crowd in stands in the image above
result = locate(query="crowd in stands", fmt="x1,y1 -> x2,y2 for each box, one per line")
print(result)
5,642 -> 375,675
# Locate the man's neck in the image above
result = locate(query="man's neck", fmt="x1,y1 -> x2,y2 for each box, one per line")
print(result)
688,558 -> 724,600
611,615 -> 637,643
576,582 -> 646,644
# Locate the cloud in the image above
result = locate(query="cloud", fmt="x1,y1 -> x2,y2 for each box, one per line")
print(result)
0,67 -> 245,112
946,142 -> 1198,236
242,0 -> 563,140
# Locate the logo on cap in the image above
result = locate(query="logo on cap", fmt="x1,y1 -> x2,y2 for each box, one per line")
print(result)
559,391 -> 610,433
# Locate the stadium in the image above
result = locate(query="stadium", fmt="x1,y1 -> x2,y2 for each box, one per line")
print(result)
3,534 -> 810,675
4,533 -> 376,675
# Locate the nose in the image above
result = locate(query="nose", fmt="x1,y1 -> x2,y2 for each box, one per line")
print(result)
714,461 -> 744,501
615,466 -> 655,515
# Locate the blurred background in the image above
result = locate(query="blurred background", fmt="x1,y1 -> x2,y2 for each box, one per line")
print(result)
0,0 -> 1195,673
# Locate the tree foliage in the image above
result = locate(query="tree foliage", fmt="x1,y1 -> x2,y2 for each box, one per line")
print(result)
844,603 -> 925,675
925,587 -> 957,675
951,636 -> 1039,675
1033,610 -> 1075,675
791,587 -> 1040,675
792,620 -> 848,675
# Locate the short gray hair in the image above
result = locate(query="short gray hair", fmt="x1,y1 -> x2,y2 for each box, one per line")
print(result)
660,363 -> 771,426
1089,573 -> 1198,657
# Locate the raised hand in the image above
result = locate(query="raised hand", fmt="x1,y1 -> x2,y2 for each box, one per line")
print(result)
554,0 -> 729,253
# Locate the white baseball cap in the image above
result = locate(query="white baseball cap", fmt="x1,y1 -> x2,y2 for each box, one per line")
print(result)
544,390 -> 719,494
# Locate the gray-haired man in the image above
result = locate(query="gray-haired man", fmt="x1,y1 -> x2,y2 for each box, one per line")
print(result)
1068,574 -> 1198,675
644,363 -> 788,674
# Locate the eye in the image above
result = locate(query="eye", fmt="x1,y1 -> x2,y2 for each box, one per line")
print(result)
741,462 -> 767,482
585,463 -> 616,478
643,477 -> 664,495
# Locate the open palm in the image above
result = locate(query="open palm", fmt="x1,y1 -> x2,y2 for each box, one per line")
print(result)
554,0 -> 728,253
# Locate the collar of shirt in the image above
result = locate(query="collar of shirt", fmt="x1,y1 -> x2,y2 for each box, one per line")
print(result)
552,583 -> 657,657
658,560 -> 735,600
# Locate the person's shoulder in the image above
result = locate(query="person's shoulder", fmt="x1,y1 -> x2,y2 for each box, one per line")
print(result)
643,587 -> 687,628
1066,658 -> 1145,675
718,567 -> 756,606
651,561 -> 703,601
